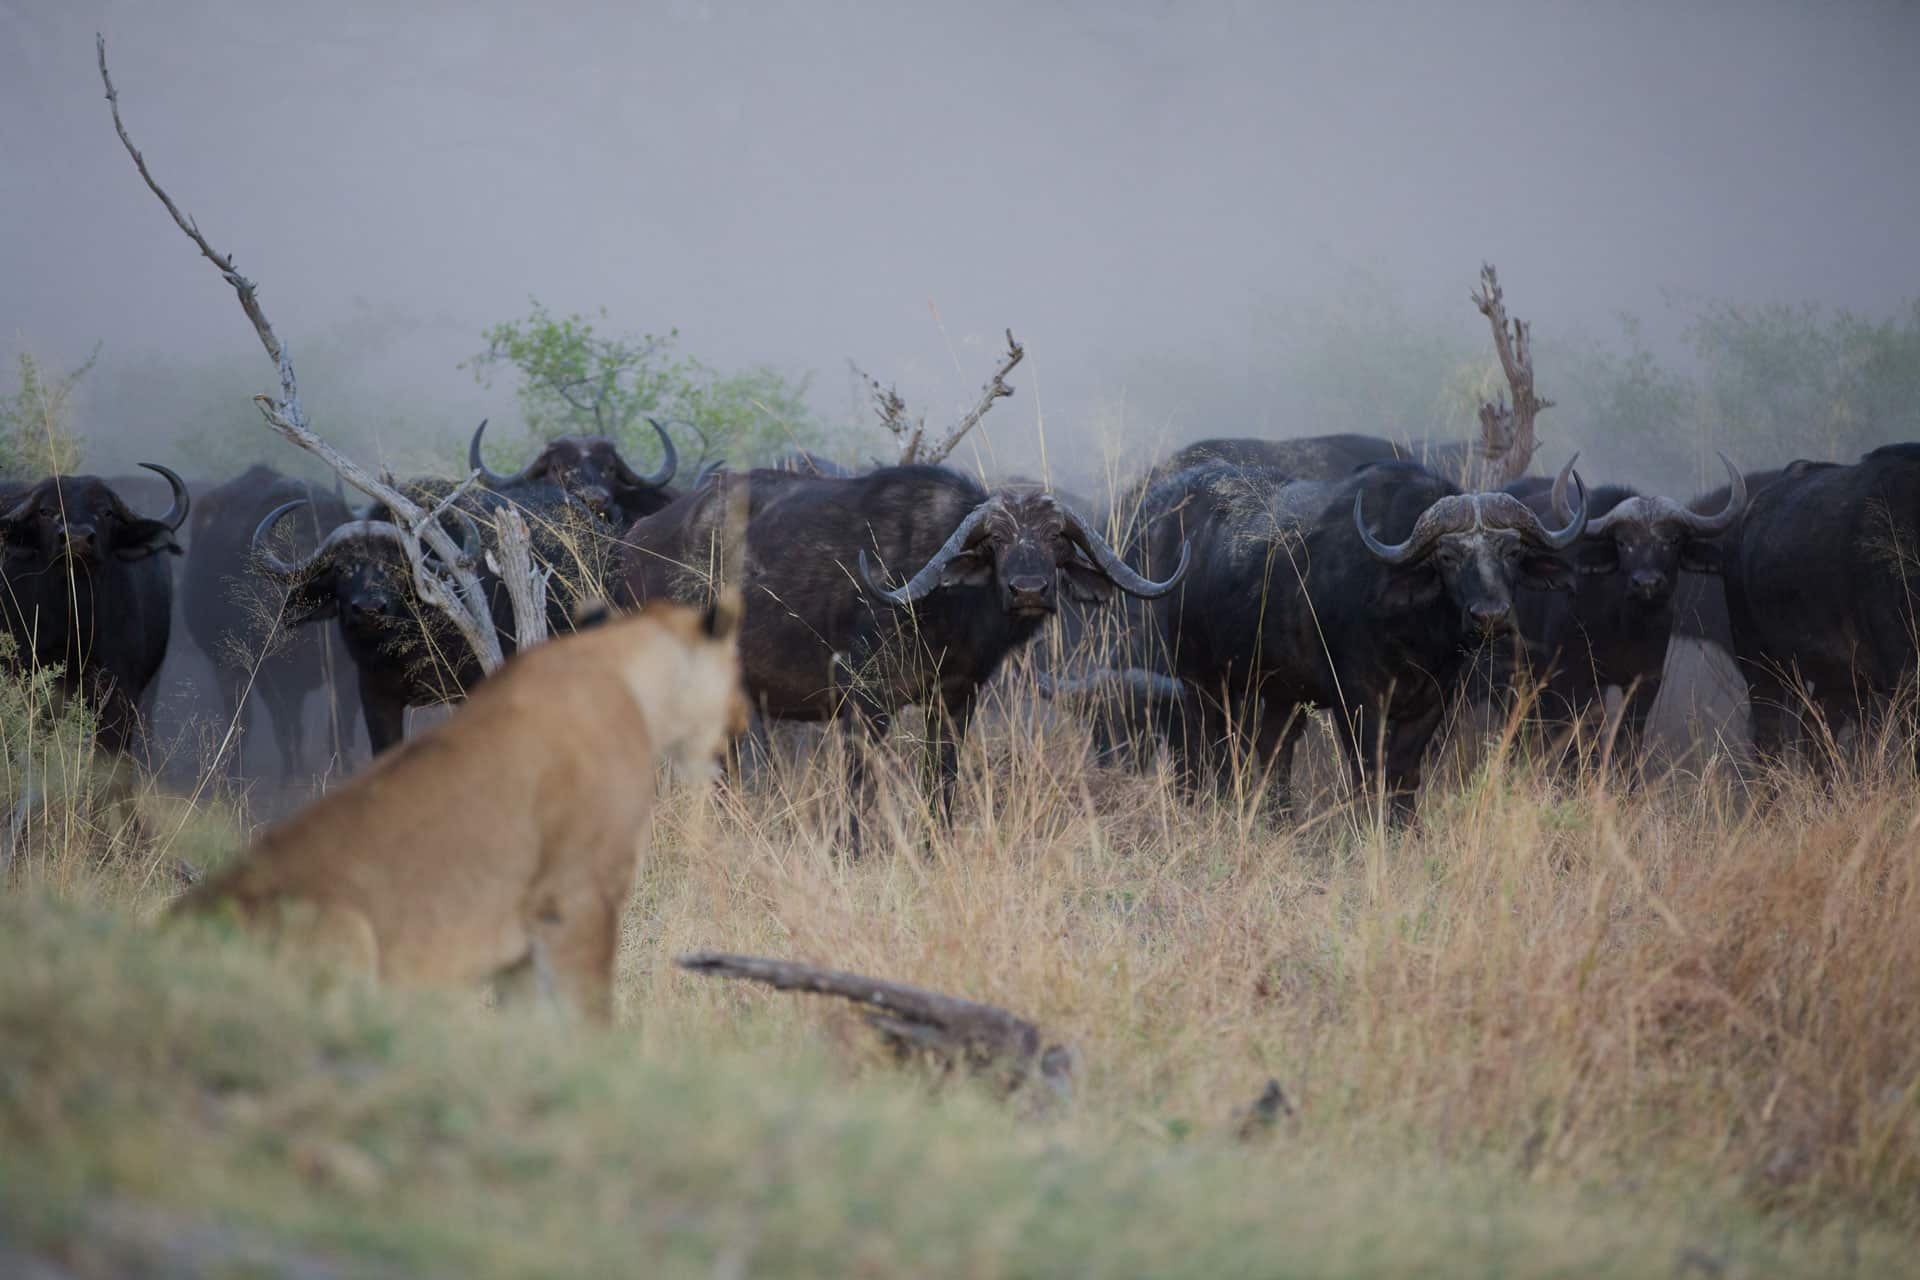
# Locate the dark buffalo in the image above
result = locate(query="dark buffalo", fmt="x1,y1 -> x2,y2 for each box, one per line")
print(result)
1040,435 -> 1473,766
620,464 -> 1187,844
254,417 -> 693,759
184,465 -> 358,778
1493,455 -> 1747,758
0,466 -> 190,754
773,450 -> 855,478
1722,444 -> 1920,767
1114,457 -> 1587,813
253,499 -> 487,754
1158,435 -> 1476,485
469,418 -> 679,527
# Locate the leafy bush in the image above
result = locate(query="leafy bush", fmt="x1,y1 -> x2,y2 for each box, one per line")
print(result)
0,349 -> 91,479
466,299 -> 840,469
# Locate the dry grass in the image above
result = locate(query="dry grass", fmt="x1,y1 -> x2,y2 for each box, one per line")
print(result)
626,694 -> 1920,1225
5,650 -> 1920,1273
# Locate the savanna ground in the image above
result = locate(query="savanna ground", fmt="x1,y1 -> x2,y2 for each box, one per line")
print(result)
3,637 -> 1919,1279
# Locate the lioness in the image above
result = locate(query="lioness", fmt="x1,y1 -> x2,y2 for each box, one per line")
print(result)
177,593 -> 749,1022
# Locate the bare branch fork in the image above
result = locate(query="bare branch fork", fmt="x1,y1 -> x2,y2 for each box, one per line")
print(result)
677,952 -> 1073,1098
851,329 -> 1026,467
96,33 -> 521,670
1471,263 -> 1553,487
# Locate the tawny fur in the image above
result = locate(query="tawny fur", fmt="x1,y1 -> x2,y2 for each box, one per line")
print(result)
176,598 -> 749,1023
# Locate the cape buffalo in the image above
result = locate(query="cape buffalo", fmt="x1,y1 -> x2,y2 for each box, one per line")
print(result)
184,465 -> 358,778
468,418 -> 680,527
253,500 -> 488,755
1111,456 -> 1587,814
1722,444 -> 1920,768
1040,434 -> 1475,769
0,465 -> 190,755
620,464 -> 1187,847
1493,455 -> 1746,759
1157,434 -> 1476,486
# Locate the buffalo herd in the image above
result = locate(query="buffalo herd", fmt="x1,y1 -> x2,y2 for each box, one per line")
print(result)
5,420 -> 1920,831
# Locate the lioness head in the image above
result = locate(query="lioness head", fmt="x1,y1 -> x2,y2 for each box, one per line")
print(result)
613,591 -> 750,774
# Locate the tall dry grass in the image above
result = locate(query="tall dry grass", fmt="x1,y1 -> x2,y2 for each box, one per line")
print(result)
621,686 -> 1920,1227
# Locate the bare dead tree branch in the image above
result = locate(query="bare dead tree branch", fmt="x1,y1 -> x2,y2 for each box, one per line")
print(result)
486,507 -> 550,651
96,33 -> 542,669
848,360 -> 919,451
677,952 -> 1072,1097
922,329 -> 1025,465
848,329 -> 1025,467
1471,264 -> 1553,486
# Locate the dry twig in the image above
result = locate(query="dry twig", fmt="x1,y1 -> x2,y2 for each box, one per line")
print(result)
96,34 -> 536,669
851,329 -> 1025,466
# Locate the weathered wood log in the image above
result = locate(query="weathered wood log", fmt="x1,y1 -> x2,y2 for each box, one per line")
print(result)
677,951 -> 1072,1097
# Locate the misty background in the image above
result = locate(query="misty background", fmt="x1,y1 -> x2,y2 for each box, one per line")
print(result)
4,0 -> 1919,497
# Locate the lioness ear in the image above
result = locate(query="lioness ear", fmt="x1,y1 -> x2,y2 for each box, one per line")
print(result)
571,598 -> 614,630
702,588 -> 743,640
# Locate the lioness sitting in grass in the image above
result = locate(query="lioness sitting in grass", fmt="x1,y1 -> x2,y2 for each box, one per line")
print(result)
176,593 -> 748,1022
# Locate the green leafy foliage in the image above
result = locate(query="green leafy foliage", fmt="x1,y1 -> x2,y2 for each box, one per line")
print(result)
1689,298 -> 1920,466
465,299 -> 837,469
0,349 -> 92,478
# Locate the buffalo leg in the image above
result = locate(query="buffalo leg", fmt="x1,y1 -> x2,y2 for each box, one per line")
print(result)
211,663 -> 252,777
358,673 -> 407,756
260,669 -> 308,781
1251,701 -> 1306,818
928,687 -> 977,825
832,654 -> 892,856
1334,703 -> 1436,822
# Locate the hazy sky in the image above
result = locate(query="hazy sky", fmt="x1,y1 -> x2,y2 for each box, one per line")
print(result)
5,1 -> 1917,476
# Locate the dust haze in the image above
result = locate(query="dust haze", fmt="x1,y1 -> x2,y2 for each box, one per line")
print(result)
5,1 -> 1917,489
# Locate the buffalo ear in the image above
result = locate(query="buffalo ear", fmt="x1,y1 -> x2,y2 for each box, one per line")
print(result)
1061,560 -> 1117,605
1377,567 -> 1444,612
1679,539 -> 1724,575
112,518 -> 182,561
1573,539 -> 1619,576
937,550 -> 994,589
282,573 -> 340,626
1519,554 -> 1576,592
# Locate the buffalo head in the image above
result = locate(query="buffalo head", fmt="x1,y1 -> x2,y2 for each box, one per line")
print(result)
1552,452 -> 1745,599
469,418 -> 678,522
0,464 -> 189,564
859,490 -> 1190,619
252,500 -> 481,638
1355,456 -> 1588,637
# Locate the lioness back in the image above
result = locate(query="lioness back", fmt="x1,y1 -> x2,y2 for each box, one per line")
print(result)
178,597 -> 747,1021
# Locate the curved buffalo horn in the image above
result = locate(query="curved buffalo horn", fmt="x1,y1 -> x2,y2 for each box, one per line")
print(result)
1036,668 -> 1188,703
469,419 -> 539,489
442,507 -> 484,566
1675,451 -> 1746,534
1530,457 -> 1588,548
691,459 -> 727,489
857,500 -> 1003,605
1354,492 -> 1471,565
254,500 -> 418,580
609,418 -> 680,490
137,462 -> 191,531
1548,452 -> 1583,524
251,500 -> 313,577
1056,499 -> 1191,599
